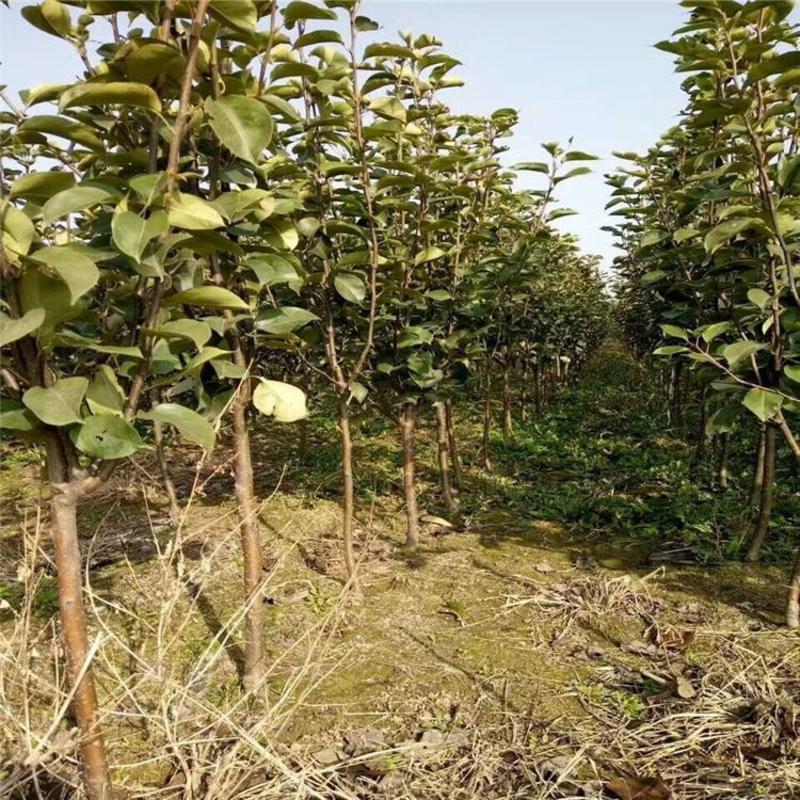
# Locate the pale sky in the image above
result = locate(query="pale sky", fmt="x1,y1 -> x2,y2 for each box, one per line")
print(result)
0,1 -> 690,268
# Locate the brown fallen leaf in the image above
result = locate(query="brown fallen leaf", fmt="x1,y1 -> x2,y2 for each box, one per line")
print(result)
675,675 -> 696,699
534,561 -> 554,574
605,775 -> 671,800
648,625 -> 695,652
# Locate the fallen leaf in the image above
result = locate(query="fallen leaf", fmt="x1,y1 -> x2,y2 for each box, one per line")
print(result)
606,776 -> 671,800
675,675 -> 696,699
534,561 -> 555,573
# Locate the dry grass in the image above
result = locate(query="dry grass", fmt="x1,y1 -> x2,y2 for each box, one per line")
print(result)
2,456 -> 799,799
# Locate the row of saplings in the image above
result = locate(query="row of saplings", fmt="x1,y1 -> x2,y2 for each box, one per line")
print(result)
0,1 -> 608,797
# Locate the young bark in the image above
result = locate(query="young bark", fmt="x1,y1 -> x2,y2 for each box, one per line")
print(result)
502,357 -> 512,445
481,366 -> 492,470
745,423 -> 777,562
717,432 -> 730,491
400,402 -> 420,547
230,375 -> 264,691
748,424 -> 767,509
534,364 -> 542,414
433,402 -> 455,514
337,396 -> 357,579
444,400 -> 462,490
787,546 -> 800,629
152,392 -> 180,525
44,434 -> 112,800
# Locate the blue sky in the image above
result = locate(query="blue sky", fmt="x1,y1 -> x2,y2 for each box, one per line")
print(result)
0,1 -> 689,267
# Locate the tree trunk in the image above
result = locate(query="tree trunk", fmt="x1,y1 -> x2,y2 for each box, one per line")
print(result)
433,402 -> 455,514
745,423 -> 777,562
748,424 -> 767,509
337,396 -> 357,579
502,358 -> 512,445
45,435 -> 113,800
787,546 -> 800,629
231,378 -> 264,691
717,432 -> 730,490
152,392 -> 180,525
534,364 -> 542,414
520,362 -> 529,422
444,400 -> 462,490
400,402 -> 420,547
482,369 -> 492,470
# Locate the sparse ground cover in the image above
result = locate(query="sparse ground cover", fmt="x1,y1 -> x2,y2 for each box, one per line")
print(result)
3,345 -> 799,799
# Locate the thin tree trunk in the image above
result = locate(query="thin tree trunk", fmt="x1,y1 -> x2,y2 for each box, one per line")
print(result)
434,402 -> 455,514
534,364 -> 542,414
400,402 -> 420,547
502,357 -> 512,445
746,423 -> 777,562
337,396 -> 357,579
444,400 -> 462,490
787,546 -> 800,629
231,378 -> 264,691
748,424 -> 767,509
520,362 -> 529,422
45,435 -> 112,800
482,367 -> 492,470
717,432 -> 730,490
152,391 -> 180,525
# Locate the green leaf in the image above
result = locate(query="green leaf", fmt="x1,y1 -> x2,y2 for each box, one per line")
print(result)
167,193 -> 225,229
653,345 -> 689,355
369,96 -> 406,122
42,185 -> 115,224
700,321 -> 731,343
414,246 -> 446,265
9,170 -> 75,201
348,381 -> 368,404
283,1 -> 337,23
706,402 -> 742,435
640,229 -> 669,249
514,161 -> 549,173
364,43 -> 415,59
334,271 -> 366,303
41,0 -> 71,36
22,83 -> 73,107
354,15 -> 379,31
742,388 -> 783,422
0,308 -> 46,347
205,96 -> 274,164
398,326 -> 433,348
784,364 -> 800,384
252,379 -> 308,422
147,319 -> 212,350
660,324 -> 689,341
73,414 -> 145,459
246,254 -> 299,286
564,150 -> 598,162
255,306 -> 318,335
86,366 -> 125,416
23,376 -> 88,426
59,81 -> 161,112
29,246 -> 100,302
19,115 -> 105,150
704,217 -> 765,254
209,0 -> 258,30
51,332 -> 144,358
165,286 -> 250,311
0,399 -> 38,432
747,288 -> 771,310
140,403 -> 215,452
112,210 -> 167,261
1,204 -> 36,256
723,340 -> 764,367
778,153 -> 800,194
